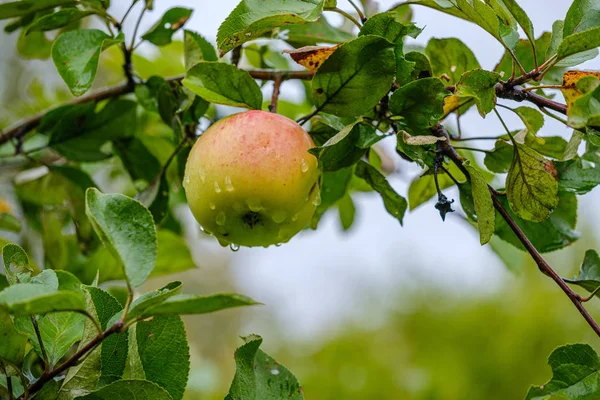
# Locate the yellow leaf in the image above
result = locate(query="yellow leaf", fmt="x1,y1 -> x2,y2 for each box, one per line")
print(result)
561,70 -> 600,110
283,44 -> 341,71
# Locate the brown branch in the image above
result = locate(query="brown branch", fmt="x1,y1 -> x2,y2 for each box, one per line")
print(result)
446,83 -> 568,115
0,70 -> 315,148
19,322 -> 123,399
431,123 -> 600,338
268,73 -> 283,113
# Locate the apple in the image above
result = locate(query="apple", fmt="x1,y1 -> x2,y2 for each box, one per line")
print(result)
183,110 -> 321,248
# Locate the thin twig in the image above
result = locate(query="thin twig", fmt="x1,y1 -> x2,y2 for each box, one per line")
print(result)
539,106 -> 569,125
0,70 -> 314,148
19,322 -> 123,399
451,135 -> 505,141
269,74 -> 283,113
523,84 -> 563,92
452,146 -> 492,154
326,7 -> 362,28
129,5 -> 147,51
30,316 -> 49,371
348,0 -> 367,22
581,285 -> 600,302
120,2 -> 137,26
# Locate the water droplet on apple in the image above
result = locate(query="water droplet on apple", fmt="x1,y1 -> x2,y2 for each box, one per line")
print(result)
184,175 -> 190,186
272,210 -> 286,223
199,169 -> 206,183
229,243 -> 240,252
301,159 -> 309,173
214,181 -> 221,193
216,211 -> 226,225
312,192 -> 321,206
209,202 -> 216,210
291,213 -> 299,221
224,176 -> 234,191
247,198 -> 262,212
275,243 -> 282,247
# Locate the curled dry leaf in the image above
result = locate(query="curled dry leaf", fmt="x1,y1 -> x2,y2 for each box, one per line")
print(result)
283,44 -> 341,71
402,130 -> 446,146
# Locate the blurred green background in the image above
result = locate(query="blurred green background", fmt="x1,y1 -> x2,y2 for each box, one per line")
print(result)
2,1 -> 600,399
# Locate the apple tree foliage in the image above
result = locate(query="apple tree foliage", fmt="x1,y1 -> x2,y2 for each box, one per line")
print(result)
2,0 -> 600,398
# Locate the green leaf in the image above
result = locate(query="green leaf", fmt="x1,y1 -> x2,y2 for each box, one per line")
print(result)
547,20 -> 598,67
564,130 -> 584,160
527,136 -> 568,159
183,62 -> 262,109
506,144 -> 559,222
141,7 -> 192,46
312,35 -> 395,117
2,243 -> 31,285
358,11 -> 422,44
556,156 -> 600,194
514,106 -> 544,136
139,292 -> 259,318
135,76 -> 165,113
113,138 -> 162,183
281,18 -> 354,47
0,0 -> 75,20
484,140 -> 513,173
153,230 -> 196,277
26,8 -> 94,33
87,287 -> 128,386
389,77 -> 449,129
59,284 -> 128,399
564,0 -> 600,36
14,311 -> 84,367
454,69 -> 501,117
0,309 -> 27,365
464,166 -> 494,244
425,38 -> 480,85
217,0 -> 324,56
337,194 -> 356,231
121,281 -> 182,323
354,161 -> 407,224
565,249 -> 600,295
17,28 -> 52,59
557,26 -> 600,64
225,335 -> 304,400
183,30 -> 217,70
494,192 -> 579,253
85,188 -> 157,288
309,120 -> 381,171
52,29 -> 123,96
526,343 -> 600,400
74,379 -> 172,399
501,0 -> 535,47
0,283 -> 86,316
135,316 -> 189,400
136,172 -> 169,224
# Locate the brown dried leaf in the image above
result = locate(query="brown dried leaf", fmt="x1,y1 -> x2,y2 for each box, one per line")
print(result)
283,44 -> 341,71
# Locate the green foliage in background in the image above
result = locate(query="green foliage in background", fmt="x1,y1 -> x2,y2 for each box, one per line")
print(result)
2,0 -> 600,399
